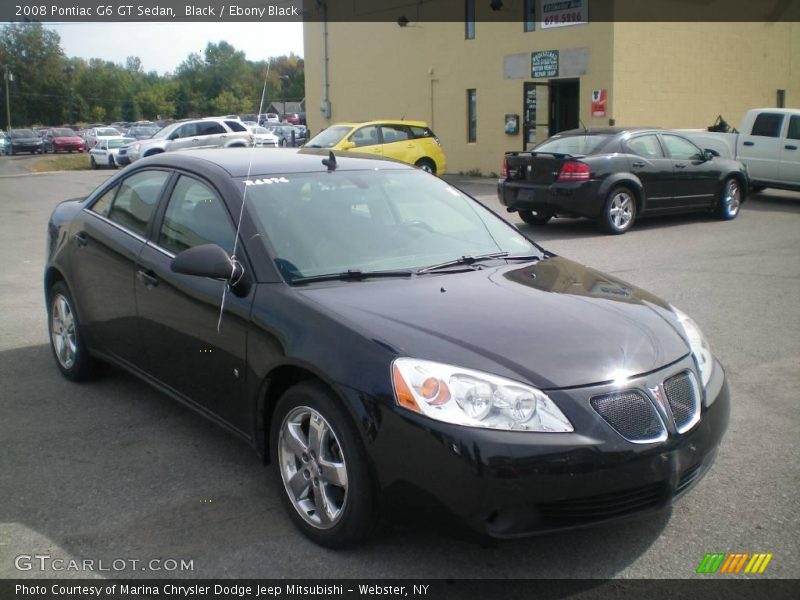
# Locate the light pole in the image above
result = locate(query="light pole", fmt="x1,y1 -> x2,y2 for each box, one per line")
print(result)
63,66 -> 75,126
3,65 -> 12,131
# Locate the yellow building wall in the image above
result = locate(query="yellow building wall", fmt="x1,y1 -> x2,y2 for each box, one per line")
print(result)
305,19 -> 800,176
612,22 -> 800,129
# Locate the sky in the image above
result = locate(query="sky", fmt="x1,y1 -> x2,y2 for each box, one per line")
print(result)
49,22 -> 305,74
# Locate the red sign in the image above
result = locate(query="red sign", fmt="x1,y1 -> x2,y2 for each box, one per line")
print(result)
591,89 -> 607,118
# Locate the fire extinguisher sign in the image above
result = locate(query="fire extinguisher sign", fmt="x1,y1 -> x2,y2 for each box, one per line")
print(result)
591,89 -> 607,118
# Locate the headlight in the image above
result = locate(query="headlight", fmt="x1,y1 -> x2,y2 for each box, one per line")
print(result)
672,307 -> 713,388
132,143 -> 140,153
392,358 -> 573,432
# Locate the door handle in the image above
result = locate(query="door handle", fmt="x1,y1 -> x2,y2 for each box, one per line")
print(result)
631,161 -> 645,168
674,163 -> 687,169
72,232 -> 88,247
137,269 -> 159,288
785,144 -> 798,150
743,141 -> 755,146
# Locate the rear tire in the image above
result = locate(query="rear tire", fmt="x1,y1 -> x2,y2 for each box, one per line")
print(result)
271,381 -> 375,548
90,156 -> 98,170
415,158 -> 437,175
716,177 -> 742,220
518,210 -> 552,226
600,186 -> 637,234
109,156 -> 117,169
47,281 -> 104,382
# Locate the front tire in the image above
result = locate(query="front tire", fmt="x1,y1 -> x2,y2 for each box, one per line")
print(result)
48,281 -> 104,381
716,177 -> 742,220
271,381 -> 375,548
109,156 -> 117,169
600,186 -> 637,234
519,210 -> 552,226
90,156 -> 98,170
415,158 -> 437,175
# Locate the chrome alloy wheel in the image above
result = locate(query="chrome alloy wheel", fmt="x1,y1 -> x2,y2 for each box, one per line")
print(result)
609,191 -> 634,230
723,180 -> 741,216
51,294 -> 77,369
278,406 -> 348,529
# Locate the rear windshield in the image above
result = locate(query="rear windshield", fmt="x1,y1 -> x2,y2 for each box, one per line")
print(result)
534,134 -> 612,156
11,130 -> 35,138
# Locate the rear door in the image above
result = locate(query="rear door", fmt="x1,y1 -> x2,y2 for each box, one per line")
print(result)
623,133 -> 674,212
135,173 -> 250,427
739,112 -> 785,182
778,114 -> 800,186
660,134 -> 718,209
379,124 -> 415,164
69,169 -> 171,365
195,120 -> 228,148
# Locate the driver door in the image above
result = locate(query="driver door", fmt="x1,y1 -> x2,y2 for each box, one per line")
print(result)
346,125 -> 383,157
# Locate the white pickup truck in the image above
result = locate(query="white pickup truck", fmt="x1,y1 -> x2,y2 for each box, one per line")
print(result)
681,108 -> 800,192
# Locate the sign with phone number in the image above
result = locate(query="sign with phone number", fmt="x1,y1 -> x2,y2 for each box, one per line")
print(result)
541,0 -> 589,29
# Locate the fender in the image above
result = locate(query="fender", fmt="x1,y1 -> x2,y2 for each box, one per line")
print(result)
597,173 -> 647,213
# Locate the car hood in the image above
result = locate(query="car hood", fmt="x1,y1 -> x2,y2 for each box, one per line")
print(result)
53,136 -> 82,142
13,136 -> 40,143
296,257 -> 689,389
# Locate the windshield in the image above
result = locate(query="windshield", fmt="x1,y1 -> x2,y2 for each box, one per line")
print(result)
241,169 -> 537,281
305,126 -> 352,148
11,130 -> 35,138
107,139 -> 129,148
251,126 -> 270,134
129,126 -> 158,137
54,128 -> 76,136
96,128 -> 120,137
534,134 -> 612,156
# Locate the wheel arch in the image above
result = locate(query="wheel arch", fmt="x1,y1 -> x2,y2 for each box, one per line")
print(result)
255,361 -> 368,465
723,171 -> 749,204
598,174 -> 646,214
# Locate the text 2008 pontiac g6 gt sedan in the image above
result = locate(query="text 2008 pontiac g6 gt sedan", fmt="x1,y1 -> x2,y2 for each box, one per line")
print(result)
45,149 -> 728,548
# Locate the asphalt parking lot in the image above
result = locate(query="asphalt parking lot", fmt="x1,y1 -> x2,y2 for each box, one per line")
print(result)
0,164 -> 798,579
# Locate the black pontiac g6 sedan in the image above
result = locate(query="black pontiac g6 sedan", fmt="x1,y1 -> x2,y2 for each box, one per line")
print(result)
45,149 -> 729,547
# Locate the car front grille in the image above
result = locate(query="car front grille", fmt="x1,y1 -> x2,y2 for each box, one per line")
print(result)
539,482 -> 665,522
590,391 -> 666,442
663,371 -> 700,433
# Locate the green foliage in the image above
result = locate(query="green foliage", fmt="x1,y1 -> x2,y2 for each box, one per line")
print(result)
0,25 -> 304,127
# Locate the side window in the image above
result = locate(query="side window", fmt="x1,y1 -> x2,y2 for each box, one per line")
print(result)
661,135 -> 702,161
91,185 -> 118,217
750,113 -> 784,138
409,126 -> 434,139
380,124 -> 412,144
197,121 -> 226,136
224,120 -> 247,132
627,135 -> 664,159
173,124 -> 195,139
107,170 -> 170,236
350,126 -> 380,148
158,176 -> 236,256
786,115 -> 800,140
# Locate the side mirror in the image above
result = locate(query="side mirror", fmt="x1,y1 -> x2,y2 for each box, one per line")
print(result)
168,133 -> 179,141
703,148 -> 719,161
340,140 -> 356,150
171,244 -> 243,281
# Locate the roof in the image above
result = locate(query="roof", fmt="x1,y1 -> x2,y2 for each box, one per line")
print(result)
555,127 -> 661,136
327,120 -> 430,128
134,147 -> 414,178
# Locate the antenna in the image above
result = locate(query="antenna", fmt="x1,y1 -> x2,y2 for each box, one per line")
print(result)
322,150 -> 337,171
216,60 -> 271,332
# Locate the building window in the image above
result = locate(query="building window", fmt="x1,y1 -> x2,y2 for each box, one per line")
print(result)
524,0 -> 536,32
467,89 -> 477,143
465,0 -> 475,39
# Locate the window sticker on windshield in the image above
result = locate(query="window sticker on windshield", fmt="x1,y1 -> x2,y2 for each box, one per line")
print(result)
244,177 -> 289,186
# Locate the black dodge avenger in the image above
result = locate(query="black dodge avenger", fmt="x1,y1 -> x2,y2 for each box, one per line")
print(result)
45,149 -> 729,548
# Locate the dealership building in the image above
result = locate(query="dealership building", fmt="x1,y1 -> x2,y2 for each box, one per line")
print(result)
303,1 -> 800,175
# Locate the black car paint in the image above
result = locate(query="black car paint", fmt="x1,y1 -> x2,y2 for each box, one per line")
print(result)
45,149 -> 728,537
499,128 -> 748,219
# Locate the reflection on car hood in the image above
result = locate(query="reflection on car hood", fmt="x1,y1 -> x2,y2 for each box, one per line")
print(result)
297,256 -> 689,389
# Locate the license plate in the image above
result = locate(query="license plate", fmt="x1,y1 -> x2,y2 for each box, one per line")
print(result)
517,189 -> 534,201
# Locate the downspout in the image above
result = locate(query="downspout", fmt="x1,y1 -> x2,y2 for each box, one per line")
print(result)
320,1 -> 331,121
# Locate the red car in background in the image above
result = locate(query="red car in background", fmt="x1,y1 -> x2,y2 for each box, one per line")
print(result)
43,128 -> 85,153
284,112 -> 306,125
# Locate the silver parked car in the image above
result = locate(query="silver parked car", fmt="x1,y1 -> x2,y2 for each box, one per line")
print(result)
126,118 -> 253,163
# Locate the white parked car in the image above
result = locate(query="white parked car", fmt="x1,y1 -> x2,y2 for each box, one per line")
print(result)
85,127 -> 122,149
247,125 -> 280,147
89,137 -> 134,169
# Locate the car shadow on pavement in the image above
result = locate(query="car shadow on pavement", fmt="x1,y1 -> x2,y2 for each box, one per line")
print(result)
746,191 -> 800,214
1,344 -> 669,580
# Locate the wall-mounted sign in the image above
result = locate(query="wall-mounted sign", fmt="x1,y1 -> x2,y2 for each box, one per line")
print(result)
531,50 -> 559,78
541,0 -> 589,29
591,88 -> 607,117
505,114 -> 520,135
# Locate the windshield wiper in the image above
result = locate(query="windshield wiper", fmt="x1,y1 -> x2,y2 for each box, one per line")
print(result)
290,269 -> 413,285
417,252 -> 511,273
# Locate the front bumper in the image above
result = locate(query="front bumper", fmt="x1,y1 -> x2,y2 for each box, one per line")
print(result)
367,356 -> 729,538
498,179 -> 603,218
